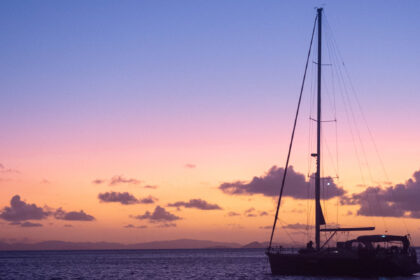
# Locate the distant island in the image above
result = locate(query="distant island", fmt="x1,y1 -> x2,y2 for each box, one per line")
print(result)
0,239 -> 272,251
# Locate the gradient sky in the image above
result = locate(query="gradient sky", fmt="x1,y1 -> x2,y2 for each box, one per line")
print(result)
1,0 -> 420,246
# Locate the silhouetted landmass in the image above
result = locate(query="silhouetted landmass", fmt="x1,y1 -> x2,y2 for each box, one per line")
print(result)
241,241 -> 269,249
0,239 -> 244,251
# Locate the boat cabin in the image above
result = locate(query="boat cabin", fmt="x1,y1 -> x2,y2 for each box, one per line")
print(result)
337,235 -> 411,254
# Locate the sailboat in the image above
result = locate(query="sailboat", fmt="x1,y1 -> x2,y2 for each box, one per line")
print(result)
266,8 -> 420,277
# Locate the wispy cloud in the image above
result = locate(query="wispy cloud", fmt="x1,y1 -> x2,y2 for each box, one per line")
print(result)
20,221 -> 43,227
167,199 -> 222,210
184,164 -> 196,169
259,225 -> 272,230
0,163 -> 20,174
282,223 -> 313,230
124,224 -> 147,229
226,211 -> 240,217
139,196 -> 157,204
109,176 -> 140,186
92,176 -> 141,186
156,223 -> 176,228
92,179 -> 105,185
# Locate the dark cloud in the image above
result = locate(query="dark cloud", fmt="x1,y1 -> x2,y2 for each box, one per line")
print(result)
341,170 -> 420,218
185,164 -> 196,169
219,166 -> 344,199
246,213 -> 257,217
226,211 -> 240,217
167,199 -> 222,210
8,222 -> 21,225
92,179 -> 105,185
0,195 -> 49,222
109,176 -> 140,186
98,192 -> 139,205
139,196 -> 157,204
133,206 -> 181,223
20,221 -> 43,227
54,208 -> 95,221
282,223 -> 313,230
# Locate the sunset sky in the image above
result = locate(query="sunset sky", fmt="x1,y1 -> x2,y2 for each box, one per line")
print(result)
1,1 -> 420,246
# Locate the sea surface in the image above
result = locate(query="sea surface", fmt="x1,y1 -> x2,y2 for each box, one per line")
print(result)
0,248 -> 419,280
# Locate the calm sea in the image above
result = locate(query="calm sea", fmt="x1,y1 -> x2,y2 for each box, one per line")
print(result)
0,248 -> 419,280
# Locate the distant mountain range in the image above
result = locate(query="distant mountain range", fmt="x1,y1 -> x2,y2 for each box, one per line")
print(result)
0,239 -> 270,251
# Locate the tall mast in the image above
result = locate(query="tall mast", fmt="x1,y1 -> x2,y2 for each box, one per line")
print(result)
315,7 -> 323,251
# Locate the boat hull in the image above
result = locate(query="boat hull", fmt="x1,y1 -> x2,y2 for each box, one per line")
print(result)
267,251 -> 420,277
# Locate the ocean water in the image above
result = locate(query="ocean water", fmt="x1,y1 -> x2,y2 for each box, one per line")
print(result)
0,248 -> 419,280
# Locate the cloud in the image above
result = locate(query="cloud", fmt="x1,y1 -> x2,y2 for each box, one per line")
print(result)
133,206 -> 181,223
341,170 -> 420,218
109,176 -> 140,186
92,179 -> 105,185
219,166 -> 344,199
98,192 -> 156,205
0,195 -> 50,221
244,208 -> 255,214
259,211 -> 269,216
0,163 -> 20,174
139,196 -> 157,204
167,199 -> 222,210
98,192 -> 139,205
156,223 -> 176,228
185,164 -> 196,169
259,225 -> 272,230
20,221 -> 43,227
282,223 -> 313,230
54,208 -> 95,221
143,185 -> 158,189
8,221 -> 44,227
64,224 -> 73,228
226,211 -> 240,217
93,176 -> 140,186
124,224 -> 147,229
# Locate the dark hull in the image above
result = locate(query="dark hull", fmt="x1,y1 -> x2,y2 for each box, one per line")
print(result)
267,251 -> 420,277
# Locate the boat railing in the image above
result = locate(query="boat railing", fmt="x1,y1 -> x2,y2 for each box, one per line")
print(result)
266,246 -> 298,254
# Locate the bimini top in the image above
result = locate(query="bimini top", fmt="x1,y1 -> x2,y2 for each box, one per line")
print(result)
356,235 -> 410,249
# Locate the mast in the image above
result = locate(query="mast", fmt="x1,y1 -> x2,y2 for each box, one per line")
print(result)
315,7 -> 323,251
